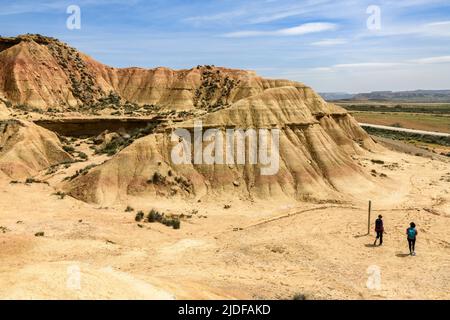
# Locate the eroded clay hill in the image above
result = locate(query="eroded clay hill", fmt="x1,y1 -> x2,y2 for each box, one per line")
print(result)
0,34 -> 326,113
0,34 -> 386,205
64,86 -> 383,205
0,120 -> 72,180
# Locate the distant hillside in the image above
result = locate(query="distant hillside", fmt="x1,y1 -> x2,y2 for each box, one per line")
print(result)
321,90 -> 450,102
319,92 -> 355,101
352,90 -> 450,102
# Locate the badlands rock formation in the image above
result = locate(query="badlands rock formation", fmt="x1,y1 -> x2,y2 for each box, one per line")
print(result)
0,99 -> 10,118
0,34 -> 383,205
0,120 -> 72,180
64,87 -> 381,205
0,34 -> 291,111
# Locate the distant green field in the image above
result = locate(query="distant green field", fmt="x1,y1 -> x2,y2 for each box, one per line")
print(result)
352,112 -> 450,134
364,126 -> 450,148
336,101 -> 450,115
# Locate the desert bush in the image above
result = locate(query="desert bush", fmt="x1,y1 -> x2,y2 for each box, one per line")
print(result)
46,166 -> 58,175
35,232 -> 45,237
96,123 -> 158,156
292,293 -> 307,300
64,164 -> 97,181
174,176 -> 192,189
25,178 -> 47,185
53,191 -> 66,199
14,103 -> 32,111
63,145 -> 75,153
145,209 -> 180,229
0,226 -> 9,233
147,209 -> 163,223
135,211 -> 144,222
125,206 -> 134,212
172,219 -> 181,230
151,172 -> 165,185
78,152 -> 88,160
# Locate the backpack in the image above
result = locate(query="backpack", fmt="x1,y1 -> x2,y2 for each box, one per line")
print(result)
375,219 -> 383,231
407,228 -> 416,239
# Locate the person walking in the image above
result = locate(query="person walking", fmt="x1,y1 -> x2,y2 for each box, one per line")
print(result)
373,215 -> 384,246
407,222 -> 418,256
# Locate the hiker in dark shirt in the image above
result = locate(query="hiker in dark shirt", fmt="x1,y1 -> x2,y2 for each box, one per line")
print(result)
407,222 -> 418,256
373,215 -> 384,246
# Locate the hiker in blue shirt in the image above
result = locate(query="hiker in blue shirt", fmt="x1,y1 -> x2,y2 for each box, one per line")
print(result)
406,222 -> 418,256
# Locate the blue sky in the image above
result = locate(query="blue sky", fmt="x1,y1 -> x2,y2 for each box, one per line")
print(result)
1,0 -> 450,92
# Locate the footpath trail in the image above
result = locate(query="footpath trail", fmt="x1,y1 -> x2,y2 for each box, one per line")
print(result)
360,123 -> 450,137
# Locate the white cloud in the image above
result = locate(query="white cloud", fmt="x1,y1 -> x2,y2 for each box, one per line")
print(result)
183,9 -> 246,24
310,55 -> 450,74
311,38 -> 347,46
423,21 -> 450,37
306,62 -> 404,73
410,55 -> 450,64
333,62 -> 403,69
223,22 -> 337,38
311,67 -> 333,72
358,20 -> 450,39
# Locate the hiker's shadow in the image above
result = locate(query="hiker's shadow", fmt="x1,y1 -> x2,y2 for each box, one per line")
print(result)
365,244 -> 377,248
396,253 -> 410,258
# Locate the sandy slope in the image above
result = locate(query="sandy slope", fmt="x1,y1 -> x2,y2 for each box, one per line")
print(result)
0,120 -> 73,179
0,148 -> 448,300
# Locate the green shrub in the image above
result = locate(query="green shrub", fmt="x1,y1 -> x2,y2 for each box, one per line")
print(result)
78,152 -> 88,160
25,178 -> 47,185
147,209 -> 163,223
0,226 -> 9,233
293,293 -> 307,300
172,219 -> 181,230
151,172 -> 165,185
64,164 -> 97,181
135,211 -> 144,222
53,191 -> 66,199
25,178 -> 36,184
63,145 -> 75,153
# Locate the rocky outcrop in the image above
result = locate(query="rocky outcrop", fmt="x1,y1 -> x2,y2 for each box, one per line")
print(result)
0,35 -> 326,113
0,34 -> 384,205
64,86 -> 382,205
0,119 -> 73,179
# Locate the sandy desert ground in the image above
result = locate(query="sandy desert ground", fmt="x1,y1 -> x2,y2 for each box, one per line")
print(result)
0,35 -> 449,300
0,144 -> 448,300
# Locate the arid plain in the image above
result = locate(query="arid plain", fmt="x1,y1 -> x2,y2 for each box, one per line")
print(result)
0,35 -> 449,300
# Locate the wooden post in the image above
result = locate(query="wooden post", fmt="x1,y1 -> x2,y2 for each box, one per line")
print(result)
368,200 -> 372,235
